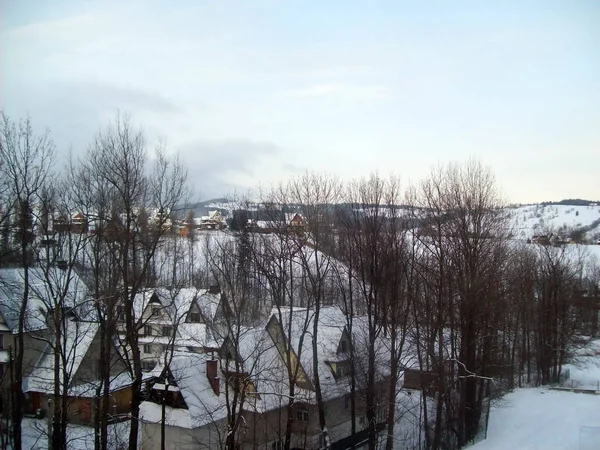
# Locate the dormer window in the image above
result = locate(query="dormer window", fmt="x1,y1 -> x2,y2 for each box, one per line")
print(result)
336,364 -> 348,378
151,304 -> 161,315
189,312 -> 201,323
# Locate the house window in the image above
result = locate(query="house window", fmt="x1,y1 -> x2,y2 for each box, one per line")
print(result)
336,364 -> 347,378
0,334 -> 4,350
344,395 -> 350,410
144,325 -> 153,336
151,304 -> 161,315
143,344 -> 152,354
189,312 -> 201,322
162,326 -> 172,337
295,408 -> 309,423
141,361 -> 155,371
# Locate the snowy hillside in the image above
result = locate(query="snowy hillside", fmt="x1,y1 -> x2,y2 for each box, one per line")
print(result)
197,200 -> 600,244
509,204 -> 600,241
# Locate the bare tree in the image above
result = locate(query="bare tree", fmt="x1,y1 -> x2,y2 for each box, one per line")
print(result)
81,113 -> 189,449
0,112 -> 55,450
32,176 -> 93,450
413,160 -> 510,448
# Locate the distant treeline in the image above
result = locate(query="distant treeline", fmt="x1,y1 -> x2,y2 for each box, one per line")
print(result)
541,199 -> 600,206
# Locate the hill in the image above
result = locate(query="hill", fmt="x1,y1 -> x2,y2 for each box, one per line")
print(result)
509,204 -> 600,242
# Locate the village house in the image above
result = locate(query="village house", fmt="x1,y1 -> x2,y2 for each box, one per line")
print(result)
117,286 -> 229,372
246,212 -> 309,234
0,268 -> 92,390
0,267 -> 131,425
179,210 -> 225,237
23,319 -> 134,424
51,212 -> 89,234
138,306 -> 393,450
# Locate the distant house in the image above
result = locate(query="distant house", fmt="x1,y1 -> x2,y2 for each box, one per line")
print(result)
286,213 -> 308,231
149,208 -> 173,233
198,210 -> 225,230
178,216 -> 198,238
51,212 -> 88,234
180,210 -> 225,234
531,234 -> 551,245
71,212 -> 88,234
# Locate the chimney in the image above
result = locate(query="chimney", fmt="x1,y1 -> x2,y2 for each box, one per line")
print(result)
206,358 -> 220,396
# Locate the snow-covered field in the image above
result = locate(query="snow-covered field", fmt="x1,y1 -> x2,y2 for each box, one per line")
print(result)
469,388 -> 600,450
470,341 -> 600,450
509,204 -> 600,240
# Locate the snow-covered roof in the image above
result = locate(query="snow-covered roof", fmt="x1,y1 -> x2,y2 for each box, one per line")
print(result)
24,319 -> 99,395
266,305 -> 396,402
140,352 -> 230,428
132,287 -> 222,325
0,267 -> 89,333
285,212 -> 304,223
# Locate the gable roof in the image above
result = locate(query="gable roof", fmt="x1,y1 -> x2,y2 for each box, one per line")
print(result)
23,319 -> 99,395
133,287 -> 222,324
0,267 -> 89,333
266,306 -> 393,401
141,352 -> 230,429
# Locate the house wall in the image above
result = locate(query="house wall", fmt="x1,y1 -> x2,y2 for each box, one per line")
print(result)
34,386 -> 133,425
0,330 -> 51,391
141,418 -> 228,450
240,395 -> 363,450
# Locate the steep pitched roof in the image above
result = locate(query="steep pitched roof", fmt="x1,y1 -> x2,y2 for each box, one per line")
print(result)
140,352 -> 230,428
266,306 -> 393,401
23,319 -> 99,395
0,267 -> 89,333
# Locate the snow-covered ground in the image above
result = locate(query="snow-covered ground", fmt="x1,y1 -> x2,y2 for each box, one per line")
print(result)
22,418 -> 129,450
469,388 -> 600,450
509,204 -> 600,241
470,340 -> 600,450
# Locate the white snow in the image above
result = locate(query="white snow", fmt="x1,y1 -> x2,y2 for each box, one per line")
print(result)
469,388 -> 600,450
508,204 -> 600,240
22,418 -> 129,450
470,340 -> 600,450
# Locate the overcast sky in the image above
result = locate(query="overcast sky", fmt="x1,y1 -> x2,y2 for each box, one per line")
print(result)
1,0 -> 598,203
